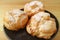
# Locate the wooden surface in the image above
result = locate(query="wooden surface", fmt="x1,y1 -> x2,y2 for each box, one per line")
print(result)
0,0 -> 60,40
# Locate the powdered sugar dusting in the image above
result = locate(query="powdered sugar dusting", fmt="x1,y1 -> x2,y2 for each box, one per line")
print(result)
6,9 -> 25,24
32,12 -> 50,21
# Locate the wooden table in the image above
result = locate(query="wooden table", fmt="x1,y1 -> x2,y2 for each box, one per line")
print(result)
0,0 -> 60,40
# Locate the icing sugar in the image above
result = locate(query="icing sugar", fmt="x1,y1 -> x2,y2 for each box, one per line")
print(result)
6,9 -> 25,24
32,12 -> 50,21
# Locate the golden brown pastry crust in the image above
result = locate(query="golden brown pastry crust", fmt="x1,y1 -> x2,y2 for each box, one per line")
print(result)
26,12 -> 56,39
24,1 -> 44,17
4,9 -> 28,31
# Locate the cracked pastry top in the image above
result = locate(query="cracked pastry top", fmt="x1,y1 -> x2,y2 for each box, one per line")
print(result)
26,12 -> 56,39
4,9 -> 28,31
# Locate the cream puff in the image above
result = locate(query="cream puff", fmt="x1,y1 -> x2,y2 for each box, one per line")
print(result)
24,1 -> 44,17
4,9 -> 28,31
26,12 -> 56,39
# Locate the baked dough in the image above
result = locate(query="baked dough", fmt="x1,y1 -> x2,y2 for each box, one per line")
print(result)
4,9 -> 28,31
26,12 -> 56,39
24,1 -> 44,17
